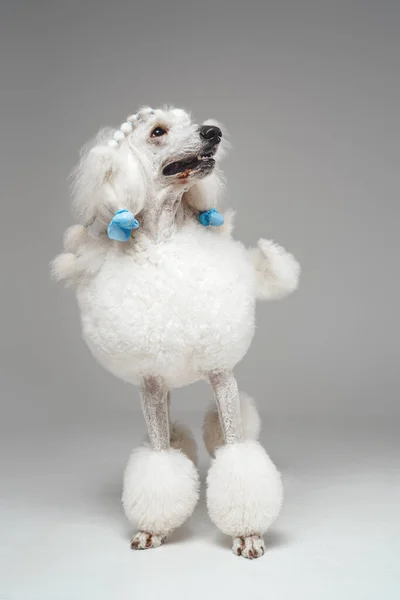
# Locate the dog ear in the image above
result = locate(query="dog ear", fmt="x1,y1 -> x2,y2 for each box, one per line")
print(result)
71,128 -> 147,227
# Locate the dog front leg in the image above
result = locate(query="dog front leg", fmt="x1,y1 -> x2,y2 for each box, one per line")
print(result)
206,370 -> 284,559
122,377 -> 200,550
250,238 -> 300,300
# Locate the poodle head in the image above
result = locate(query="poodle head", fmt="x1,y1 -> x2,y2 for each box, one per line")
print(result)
71,106 -> 227,227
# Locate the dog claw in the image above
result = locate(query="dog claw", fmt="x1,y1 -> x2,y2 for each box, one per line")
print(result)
232,535 -> 265,559
130,531 -> 166,550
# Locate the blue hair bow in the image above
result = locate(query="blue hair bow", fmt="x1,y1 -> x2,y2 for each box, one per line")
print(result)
107,209 -> 140,241
107,207 -> 224,242
199,208 -> 224,227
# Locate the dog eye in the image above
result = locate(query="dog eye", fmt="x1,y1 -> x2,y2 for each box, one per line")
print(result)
151,126 -> 167,138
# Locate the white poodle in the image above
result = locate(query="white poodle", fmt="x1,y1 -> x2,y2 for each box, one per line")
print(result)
51,106 -> 300,559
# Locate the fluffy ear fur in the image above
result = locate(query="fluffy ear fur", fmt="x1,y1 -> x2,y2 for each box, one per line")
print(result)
71,128 -> 147,226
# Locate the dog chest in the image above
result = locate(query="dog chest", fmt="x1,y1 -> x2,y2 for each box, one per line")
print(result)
76,230 -> 256,378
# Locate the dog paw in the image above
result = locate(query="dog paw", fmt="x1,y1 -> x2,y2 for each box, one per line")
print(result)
257,239 -> 300,296
130,531 -> 166,550
258,239 -> 299,274
232,535 -> 265,559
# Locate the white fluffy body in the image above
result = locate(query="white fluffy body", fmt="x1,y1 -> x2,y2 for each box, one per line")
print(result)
51,106 -> 300,557
206,441 -> 283,537
77,222 -> 256,388
123,446 -> 200,535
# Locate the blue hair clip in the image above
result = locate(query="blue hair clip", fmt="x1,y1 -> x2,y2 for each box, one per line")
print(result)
199,208 -> 224,227
107,209 -> 140,242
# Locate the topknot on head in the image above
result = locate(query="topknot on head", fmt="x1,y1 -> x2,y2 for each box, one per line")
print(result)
108,107 -> 155,148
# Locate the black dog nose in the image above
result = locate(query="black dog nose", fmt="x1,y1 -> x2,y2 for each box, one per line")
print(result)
200,125 -> 222,142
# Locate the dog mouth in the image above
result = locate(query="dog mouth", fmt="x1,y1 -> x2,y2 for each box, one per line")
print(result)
162,153 -> 215,177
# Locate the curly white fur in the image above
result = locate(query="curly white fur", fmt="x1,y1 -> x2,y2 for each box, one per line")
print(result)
206,441 -> 283,537
122,446 -> 200,536
51,106 -> 299,556
250,238 -> 301,300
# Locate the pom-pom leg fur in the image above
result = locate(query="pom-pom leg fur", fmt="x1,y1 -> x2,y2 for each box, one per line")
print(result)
206,371 -> 283,558
123,378 -> 200,549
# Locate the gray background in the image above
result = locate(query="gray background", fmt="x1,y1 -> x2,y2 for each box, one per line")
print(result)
1,1 -> 399,599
